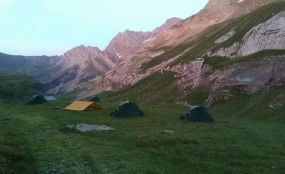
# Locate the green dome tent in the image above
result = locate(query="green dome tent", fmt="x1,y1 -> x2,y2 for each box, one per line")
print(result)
26,95 -> 48,105
180,105 -> 214,123
89,96 -> 101,102
110,101 -> 144,118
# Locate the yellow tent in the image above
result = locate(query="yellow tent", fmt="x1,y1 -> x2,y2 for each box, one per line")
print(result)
64,101 -> 101,111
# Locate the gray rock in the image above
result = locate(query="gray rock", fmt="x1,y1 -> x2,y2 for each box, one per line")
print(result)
214,30 -> 236,44
66,123 -> 116,132
164,130 -> 174,134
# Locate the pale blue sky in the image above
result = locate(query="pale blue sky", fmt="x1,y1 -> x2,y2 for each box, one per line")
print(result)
0,0 -> 208,56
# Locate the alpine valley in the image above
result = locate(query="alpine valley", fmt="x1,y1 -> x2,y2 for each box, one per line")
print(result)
1,0 -> 285,105
1,1 -> 285,173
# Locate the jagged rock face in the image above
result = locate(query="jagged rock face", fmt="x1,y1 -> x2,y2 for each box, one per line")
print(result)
105,30 -> 152,60
209,11 -> 285,57
44,45 -> 115,94
147,0 -> 278,48
206,56 -> 285,104
164,59 -> 211,93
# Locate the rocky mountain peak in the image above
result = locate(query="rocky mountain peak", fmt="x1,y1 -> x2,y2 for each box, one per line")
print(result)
153,17 -> 182,33
104,17 -> 182,61
44,45 -> 115,94
104,30 -> 152,61
144,17 -> 182,46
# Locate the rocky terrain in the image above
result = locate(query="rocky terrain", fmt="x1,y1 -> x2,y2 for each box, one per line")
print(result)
78,0 -> 285,104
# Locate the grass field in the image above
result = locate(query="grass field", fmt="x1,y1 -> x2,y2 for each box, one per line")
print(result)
1,87 -> 285,173
1,1 -> 285,173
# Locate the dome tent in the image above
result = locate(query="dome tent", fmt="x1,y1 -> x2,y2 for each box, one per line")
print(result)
89,96 -> 101,102
110,101 -> 144,118
180,105 -> 214,123
26,95 -> 48,105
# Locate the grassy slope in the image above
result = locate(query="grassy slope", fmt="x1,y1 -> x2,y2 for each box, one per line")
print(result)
99,71 -> 178,103
56,88 -> 86,102
0,86 -> 284,173
0,73 -> 42,101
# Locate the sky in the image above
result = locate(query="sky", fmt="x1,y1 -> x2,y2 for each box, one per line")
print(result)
0,0 -> 208,56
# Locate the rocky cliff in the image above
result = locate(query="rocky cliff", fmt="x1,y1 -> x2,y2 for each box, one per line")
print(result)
207,11 -> 285,57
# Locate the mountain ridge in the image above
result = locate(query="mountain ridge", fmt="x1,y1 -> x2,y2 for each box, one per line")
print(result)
0,17 -> 182,94
77,0 -> 285,104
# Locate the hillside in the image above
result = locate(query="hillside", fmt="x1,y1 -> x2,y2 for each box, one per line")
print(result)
0,73 -> 44,101
80,1 -> 285,106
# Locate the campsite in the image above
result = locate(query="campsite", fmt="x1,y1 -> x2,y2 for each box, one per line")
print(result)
1,90 -> 285,173
1,1 -> 285,173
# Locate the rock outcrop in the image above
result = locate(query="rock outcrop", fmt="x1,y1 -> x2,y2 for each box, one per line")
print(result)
214,30 -> 236,44
164,59 -> 211,93
206,56 -> 285,104
208,11 -> 285,57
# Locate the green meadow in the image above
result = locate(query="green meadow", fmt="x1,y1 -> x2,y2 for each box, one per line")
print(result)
1,87 -> 285,174
1,2 -> 285,173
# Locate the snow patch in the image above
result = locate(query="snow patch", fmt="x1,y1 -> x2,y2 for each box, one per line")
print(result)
116,52 -> 123,58
143,35 -> 158,44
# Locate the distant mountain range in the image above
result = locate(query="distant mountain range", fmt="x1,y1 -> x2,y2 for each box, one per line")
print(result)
1,0 -> 285,106
0,17 -> 181,94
